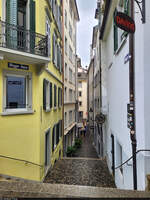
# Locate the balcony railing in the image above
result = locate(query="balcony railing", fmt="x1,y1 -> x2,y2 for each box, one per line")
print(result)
0,20 -> 48,57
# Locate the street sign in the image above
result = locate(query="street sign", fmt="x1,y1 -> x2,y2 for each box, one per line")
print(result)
8,62 -> 29,70
115,12 -> 135,34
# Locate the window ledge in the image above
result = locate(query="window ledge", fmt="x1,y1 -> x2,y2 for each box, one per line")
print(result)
115,37 -> 127,55
1,110 -> 35,116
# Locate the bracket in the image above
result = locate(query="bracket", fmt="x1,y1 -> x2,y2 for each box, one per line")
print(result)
134,0 -> 145,23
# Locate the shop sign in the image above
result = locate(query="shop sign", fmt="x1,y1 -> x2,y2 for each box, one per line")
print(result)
8,62 -> 29,70
115,12 -> 135,33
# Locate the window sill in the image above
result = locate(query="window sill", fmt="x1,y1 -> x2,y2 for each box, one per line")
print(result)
1,110 -> 35,116
45,108 -> 52,113
115,37 -> 127,55
53,107 -> 57,111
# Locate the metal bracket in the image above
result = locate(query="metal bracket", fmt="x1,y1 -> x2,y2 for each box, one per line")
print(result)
134,0 -> 145,23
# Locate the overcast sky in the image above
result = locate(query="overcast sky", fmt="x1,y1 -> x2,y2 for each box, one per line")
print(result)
76,0 -> 97,68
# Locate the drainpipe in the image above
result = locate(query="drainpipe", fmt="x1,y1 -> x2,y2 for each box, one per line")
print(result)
129,0 -> 137,190
62,0 -> 65,156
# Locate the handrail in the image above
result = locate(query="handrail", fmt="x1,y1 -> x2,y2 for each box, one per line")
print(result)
115,149 -> 150,170
0,154 -> 43,168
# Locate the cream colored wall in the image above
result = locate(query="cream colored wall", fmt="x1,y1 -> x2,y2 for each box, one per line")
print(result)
64,0 -> 77,134
78,80 -> 87,119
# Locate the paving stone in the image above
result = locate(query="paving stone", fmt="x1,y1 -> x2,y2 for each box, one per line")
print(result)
44,129 -> 116,188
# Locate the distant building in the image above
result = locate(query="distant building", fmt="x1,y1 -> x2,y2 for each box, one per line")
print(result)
77,57 -> 88,123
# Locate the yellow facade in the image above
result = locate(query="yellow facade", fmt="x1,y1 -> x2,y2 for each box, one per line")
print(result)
0,0 -> 63,181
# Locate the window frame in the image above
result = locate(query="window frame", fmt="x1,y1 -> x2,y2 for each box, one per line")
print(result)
3,70 -> 32,115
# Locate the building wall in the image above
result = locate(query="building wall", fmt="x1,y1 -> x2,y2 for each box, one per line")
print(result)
100,0 -> 150,190
0,0 -> 63,181
63,0 -> 79,153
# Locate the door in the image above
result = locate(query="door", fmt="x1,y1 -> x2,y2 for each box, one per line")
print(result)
45,129 -> 51,167
46,18 -> 51,57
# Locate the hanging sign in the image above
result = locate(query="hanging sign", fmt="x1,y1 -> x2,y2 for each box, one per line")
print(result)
115,12 -> 135,34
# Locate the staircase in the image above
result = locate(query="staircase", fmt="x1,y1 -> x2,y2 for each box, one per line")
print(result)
0,181 -> 150,198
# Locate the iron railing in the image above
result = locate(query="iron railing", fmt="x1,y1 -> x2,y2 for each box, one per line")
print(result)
0,20 -> 48,57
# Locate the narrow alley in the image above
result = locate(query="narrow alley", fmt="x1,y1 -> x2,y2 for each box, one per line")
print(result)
44,129 -> 116,188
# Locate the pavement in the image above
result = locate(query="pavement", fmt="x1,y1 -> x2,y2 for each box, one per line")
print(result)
44,129 -> 116,188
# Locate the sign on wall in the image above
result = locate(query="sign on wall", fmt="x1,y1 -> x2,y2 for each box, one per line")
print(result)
8,63 -> 29,70
115,12 -> 136,34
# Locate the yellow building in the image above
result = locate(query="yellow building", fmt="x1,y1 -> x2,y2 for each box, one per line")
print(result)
0,0 -> 63,181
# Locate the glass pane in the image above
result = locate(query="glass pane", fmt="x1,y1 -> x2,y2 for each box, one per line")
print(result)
6,76 -> 26,109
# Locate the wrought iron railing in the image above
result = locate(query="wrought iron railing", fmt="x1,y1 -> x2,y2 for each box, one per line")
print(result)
0,20 -> 48,57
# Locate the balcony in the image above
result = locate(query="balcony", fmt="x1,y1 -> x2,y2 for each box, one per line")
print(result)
0,20 -> 50,65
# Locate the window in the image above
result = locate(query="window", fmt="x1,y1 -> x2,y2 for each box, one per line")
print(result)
65,37 -> 67,55
78,81 -> 82,88
79,101 -> 82,106
64,87 -> 67,102
56,122 -> 59,145
69,22 -> 72,39
69,110 -> 72,124
69,68 -> 72,83
65,63 -> 67,80
65,10 -> 67,28
52,125 -> 56,151
54,84 -> 57,108
46,17 -> 51,57
45,129 -> 51,166
79,91 -> 82,97
43,79 -> 52,111
69,45 -> 72,61
59,120 -> 62,138
69,89 -> 72,102
3,70 -> 32,114
64,112 -> 67,128
114,1 -> 129,52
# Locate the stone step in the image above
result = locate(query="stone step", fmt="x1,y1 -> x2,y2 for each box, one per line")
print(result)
0,181 -> 150,198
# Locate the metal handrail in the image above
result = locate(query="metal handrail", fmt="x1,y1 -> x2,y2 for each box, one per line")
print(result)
115,149 -> 150,170
0,154 -> 43,168
0,19 -> 48,57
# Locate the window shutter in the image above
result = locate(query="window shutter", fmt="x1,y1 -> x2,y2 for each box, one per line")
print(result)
61,88 -> 62,106
10,0 -> 17,25
54,85 -> 56,107
52,126 -> 55,152
53,34 -> 55,63
30,0 -> 35,32
30,0 -> 35,52
114,12 -> 118,52
50,82 -> 52,108
43,79 -> 47,110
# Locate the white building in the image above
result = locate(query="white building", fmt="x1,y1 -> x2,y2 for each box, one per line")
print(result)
63,0 -> 79,154
96,0 -> 150,191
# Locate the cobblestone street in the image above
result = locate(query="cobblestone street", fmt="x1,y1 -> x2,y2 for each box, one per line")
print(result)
44,129 -> 116,188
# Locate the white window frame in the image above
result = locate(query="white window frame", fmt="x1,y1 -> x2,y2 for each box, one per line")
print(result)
3,70 -> 33,115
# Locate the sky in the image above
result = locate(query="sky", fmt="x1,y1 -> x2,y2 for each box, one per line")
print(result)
76,0 -> 97,68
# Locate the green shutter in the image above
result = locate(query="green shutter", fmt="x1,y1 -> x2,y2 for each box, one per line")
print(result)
43,79 -> 47,110
50,82 -> 53,108
6,0 -> 17,48
53,34 -> 55,63
124,0 -> 129,15
52,126 -> 55,152
114,11 -> 118,52
30,0 -> 35,52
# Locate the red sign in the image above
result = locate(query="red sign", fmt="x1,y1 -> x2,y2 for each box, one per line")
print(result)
115,12 -> 135,34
